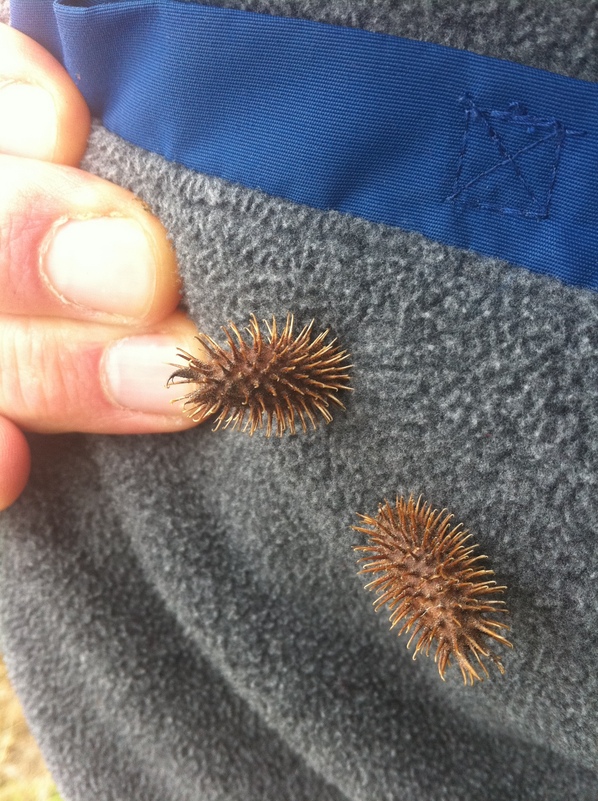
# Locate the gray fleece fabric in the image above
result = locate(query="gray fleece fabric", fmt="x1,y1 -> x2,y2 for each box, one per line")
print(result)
1,1 -> 598,800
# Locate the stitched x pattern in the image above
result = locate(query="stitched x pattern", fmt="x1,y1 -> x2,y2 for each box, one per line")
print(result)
448,94 -> 586,220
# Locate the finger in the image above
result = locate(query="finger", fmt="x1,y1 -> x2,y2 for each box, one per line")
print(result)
0,23 -> 91,164
0,155 -> 181,323
0,311 -> 203,435
0,415 -> 30,510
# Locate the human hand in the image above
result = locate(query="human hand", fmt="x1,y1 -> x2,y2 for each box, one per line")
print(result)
0,23 -> 200,510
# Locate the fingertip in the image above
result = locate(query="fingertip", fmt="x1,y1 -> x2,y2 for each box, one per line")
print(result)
0,416 -> 31,510
100,312 -> 202,425
0,23 -> 91,165
51,75 -> 92,166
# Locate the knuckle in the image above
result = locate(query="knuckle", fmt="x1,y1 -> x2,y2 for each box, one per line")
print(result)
0,319 -> 73,423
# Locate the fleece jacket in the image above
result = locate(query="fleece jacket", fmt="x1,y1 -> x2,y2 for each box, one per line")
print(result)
0,1 -> 597,799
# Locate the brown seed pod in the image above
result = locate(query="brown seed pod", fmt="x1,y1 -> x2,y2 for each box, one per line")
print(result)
353,495 -> 512,684
167,313 -> 352,436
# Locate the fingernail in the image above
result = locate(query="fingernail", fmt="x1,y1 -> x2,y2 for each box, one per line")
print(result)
42,217 -> 157,317
0,81 -> 58,160
102,335 -> 187,415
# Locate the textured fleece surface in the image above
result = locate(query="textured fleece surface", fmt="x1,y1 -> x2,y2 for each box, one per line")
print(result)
180,0 -> 598,81
1,2 -> 598,801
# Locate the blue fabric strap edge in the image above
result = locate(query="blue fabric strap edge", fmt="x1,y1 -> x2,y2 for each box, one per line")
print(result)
11,0 -> 598,290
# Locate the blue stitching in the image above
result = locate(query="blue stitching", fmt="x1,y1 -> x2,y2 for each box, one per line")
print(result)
448,94 -> 586,220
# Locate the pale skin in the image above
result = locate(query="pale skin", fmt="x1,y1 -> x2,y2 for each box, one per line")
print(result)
0,23 -> 201,509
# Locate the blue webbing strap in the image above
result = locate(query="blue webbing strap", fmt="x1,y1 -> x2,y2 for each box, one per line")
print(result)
10,0 -> 598,290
